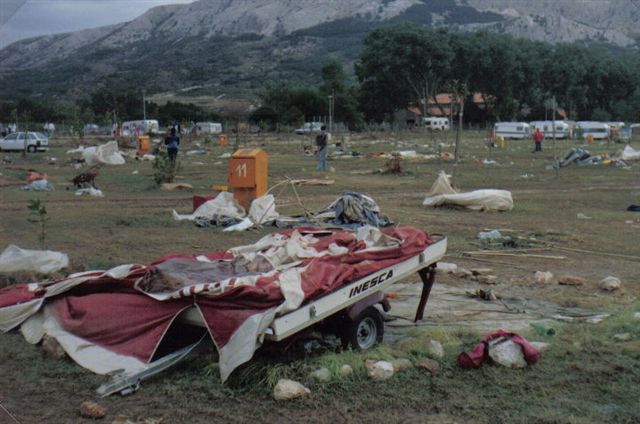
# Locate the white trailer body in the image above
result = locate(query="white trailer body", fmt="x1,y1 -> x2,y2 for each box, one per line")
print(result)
529,121 -> 570,139
495,122 -> 531,139
576,121 -> 611,140
194,122 -> 223,135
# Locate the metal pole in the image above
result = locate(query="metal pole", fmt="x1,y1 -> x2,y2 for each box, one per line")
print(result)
552,96 -> 558,177
142,89 -> 146,132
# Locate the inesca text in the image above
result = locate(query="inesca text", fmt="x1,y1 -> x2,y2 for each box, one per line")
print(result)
348,270 -> 394,298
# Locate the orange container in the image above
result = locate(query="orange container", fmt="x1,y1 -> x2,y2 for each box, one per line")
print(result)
138,135 -> 151,155
228,149 -> 268,209
218,134 -> 228,146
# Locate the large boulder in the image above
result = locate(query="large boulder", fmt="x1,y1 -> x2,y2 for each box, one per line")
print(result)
273,379 -> 311,401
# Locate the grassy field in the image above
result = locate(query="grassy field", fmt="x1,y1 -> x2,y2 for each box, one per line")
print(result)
0,130 -> 639,423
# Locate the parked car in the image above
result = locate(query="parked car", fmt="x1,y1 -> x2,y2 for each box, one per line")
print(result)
0,131 -> 49,152
294,122 -> 323,134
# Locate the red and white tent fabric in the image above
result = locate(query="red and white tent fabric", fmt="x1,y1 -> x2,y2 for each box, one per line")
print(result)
0,226 -> 431,381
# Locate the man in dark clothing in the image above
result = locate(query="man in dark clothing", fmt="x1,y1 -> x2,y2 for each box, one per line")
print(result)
165,127 -> 180,162
315,125 -> 329,171
533,128 -> 544,152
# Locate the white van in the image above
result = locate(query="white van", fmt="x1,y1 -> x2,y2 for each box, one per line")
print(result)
194,122 -> 222,135
422,117 -> 450,131
576,121 -> 610,140
495,122 -> 531,139
121,120 -> 160,136
529,121 -> 570,139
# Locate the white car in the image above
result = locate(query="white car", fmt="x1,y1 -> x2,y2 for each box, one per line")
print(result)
0,132 -> 49,152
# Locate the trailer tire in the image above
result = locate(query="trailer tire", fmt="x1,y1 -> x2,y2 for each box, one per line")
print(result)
343,307 -> 384,351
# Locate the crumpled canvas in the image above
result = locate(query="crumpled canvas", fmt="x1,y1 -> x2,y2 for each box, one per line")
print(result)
82,141 -> 125,166
0,245 -> 69,274
423,171 -> 513,212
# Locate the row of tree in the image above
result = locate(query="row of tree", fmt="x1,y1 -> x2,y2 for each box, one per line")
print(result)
2,25 -> 639,131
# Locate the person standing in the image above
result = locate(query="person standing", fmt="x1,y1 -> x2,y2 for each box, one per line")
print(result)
165,127 -> 180,162
533,128 -> 544,152
315,125 -> 329,171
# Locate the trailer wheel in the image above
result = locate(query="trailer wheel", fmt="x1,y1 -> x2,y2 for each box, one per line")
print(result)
343,307 -> 384,351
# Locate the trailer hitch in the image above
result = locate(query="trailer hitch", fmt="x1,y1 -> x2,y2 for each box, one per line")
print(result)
414,264 -> 437,322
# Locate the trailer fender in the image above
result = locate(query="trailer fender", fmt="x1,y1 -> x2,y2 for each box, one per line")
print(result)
346,292 -> 385,320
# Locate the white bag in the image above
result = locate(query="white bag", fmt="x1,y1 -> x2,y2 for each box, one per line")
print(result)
0,245 -> 69,274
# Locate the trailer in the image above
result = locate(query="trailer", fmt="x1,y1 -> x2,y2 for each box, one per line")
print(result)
96,236 -> 447,396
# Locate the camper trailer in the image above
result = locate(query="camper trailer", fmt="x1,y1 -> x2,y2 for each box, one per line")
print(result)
494,122 -> 531,139
529,121 -> 571,139
421,117 -> 450,131
194,122 -> 223,135
121,120 -> 160,136
576,122 -> 611,140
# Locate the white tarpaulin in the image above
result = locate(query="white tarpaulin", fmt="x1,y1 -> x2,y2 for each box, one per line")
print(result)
0,245 -> 69,274
621,144 -> 640,161
172,192 -> 246,221
82,141 -> 125,166
423,171 -> 513,212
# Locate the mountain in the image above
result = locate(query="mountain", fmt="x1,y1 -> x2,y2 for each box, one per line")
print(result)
1,0 -> 639,100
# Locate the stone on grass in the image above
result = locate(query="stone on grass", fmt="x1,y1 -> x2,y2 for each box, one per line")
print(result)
613,333 -> 632,341
488,339 -> 527,368
42,334 -> 66,359
310,367 -> 331,382
79,401 -> 107,419
436,262 -> 458,274
477,275 -> 498,285
427,340 -> 445,359
339,364 -> 353,377
634,312 -> 640,320
366,360 -> 394,381
273,379 -> 310,401
454,268 -> 473,279
534,271 -> 554,285
599,276 -> 622,292
558,275 -> 585,286
415,358 -> 440,373
111,416 -> 135,424
391,358 -> 413,372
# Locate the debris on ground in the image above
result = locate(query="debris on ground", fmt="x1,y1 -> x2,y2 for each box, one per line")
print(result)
415,358 -> 440,373
621,144 -> 640,161
534,271 -> 554,285
478,230 -> 503,241
71,166 -> 100,189
577,213 -> 592,220
613,333 -> 632,342
160,183 -> 193,191
476,275 -> 498,285
423,171 -> 513,212
289,178 -> 335,185
558,275 -> 586,286
26,170 -> 47,183
436,262 -> 458,273
466,289 -> 498,301
383,156 -> 403,174
75,188 -> 104,197
42,334 -> 67,359
0,245 -> 69,275
273,379 -> 311,400
599,276 -> 622,291
22,179 -> 54,191
82,141 -> 126,166
79,401 -> 107,419
458,330 -> 541,369
366,360 -> 394,381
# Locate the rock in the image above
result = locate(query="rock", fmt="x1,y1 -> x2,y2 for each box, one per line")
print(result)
488,339 -> 527,368
436,262 -> 458,273
160,182 -> 193,191
273,379 -> 310,401
339,364 -> 353,377
454,268 -> 473,279
613,333 -> 632,341
415,358 -> 440,373
599,276 -> 622,291
558,275 -> 585,286
310,367 -> 331,382
634,312 -> 640,320
42,335 -> 66,359
477,275 -> 498,285
79,401 -> 107,419
366,360 -> 394,381
427,340 -> 445,359
391,358 -> 413,372
471,268 -> 493,276
111,416 -> 134,424
529,341 -> 550,352
576,213 -> 592,220
534,271 -> 554,285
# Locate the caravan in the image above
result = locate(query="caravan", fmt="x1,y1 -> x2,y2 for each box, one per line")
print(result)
421,117 -> 450,131
576,122 -> 610,140
529,121 -> 571,139
193,122 -> 223,135
494,122 -> 531,139
121,120 -> 160,136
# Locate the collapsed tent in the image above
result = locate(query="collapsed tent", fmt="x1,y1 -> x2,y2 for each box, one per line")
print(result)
423,171 -> 513,212
81,141 -> 126,166
555,148 -> 601,168
621,144 -> 640,161
0,226 -> 430,383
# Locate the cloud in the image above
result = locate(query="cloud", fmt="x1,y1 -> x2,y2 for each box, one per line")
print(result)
0,0 -> 195,47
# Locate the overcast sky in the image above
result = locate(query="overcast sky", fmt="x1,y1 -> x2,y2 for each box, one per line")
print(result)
0,0 -> 195,48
